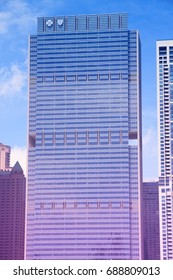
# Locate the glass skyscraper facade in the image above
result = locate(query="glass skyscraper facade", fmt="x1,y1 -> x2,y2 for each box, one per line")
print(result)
157,40 -> 173,260
26,13 -> 143,260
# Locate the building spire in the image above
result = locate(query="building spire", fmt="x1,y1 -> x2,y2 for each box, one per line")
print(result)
11,161 -> 23,174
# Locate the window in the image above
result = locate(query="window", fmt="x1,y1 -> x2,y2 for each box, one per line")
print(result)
159,46 -> 167,56
170,65 -> 173,83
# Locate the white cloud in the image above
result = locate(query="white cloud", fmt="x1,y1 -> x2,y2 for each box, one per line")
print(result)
142,127 -> 158,181
11,146 -> 27,176
0,0 -> 65,35
0,64 -> 27,97
0,0 -> 36,35
143,128 -> 157,149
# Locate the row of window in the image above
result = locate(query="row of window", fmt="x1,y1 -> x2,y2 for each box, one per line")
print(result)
39,14 -> 128,33
37,30 -> 136,38
37,34 -> 129,41
37,201 -> 130,210
36,73 -> 130,83
30,130 -> 127,147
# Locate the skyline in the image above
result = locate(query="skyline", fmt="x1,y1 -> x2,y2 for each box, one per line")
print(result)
0,0 -> 173,180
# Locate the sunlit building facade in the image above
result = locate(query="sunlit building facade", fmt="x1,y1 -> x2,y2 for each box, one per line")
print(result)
157,40 -> 173,260
0,161 -> 26,259
26,13 -> 143,260
0,143 -> 11,170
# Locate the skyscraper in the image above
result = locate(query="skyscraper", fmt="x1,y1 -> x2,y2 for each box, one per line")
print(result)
157,40 -> 173,260
142,182 -> 160,260
26,13 -> 143,260
0,161 -> 26,259
0,143 -> 11,170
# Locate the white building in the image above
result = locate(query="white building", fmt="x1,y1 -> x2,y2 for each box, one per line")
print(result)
157,40 -> 173,260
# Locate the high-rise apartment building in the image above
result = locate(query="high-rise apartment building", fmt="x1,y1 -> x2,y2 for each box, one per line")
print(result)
0,143 -> 11,170
26,13 -> 143,260
0,161 -> 26,259
157,40 -> 173,260
142,182 -> 160,260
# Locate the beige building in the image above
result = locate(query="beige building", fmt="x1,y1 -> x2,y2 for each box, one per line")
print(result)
0,143 -> 11,170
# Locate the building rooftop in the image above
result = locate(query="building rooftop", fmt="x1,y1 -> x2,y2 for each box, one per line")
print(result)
0,161 -> 23,176
11,161 -> 23,174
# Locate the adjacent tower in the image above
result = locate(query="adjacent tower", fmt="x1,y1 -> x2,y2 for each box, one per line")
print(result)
0,143 -> 11,170
157,40 -> 173,260
0,161 -> 26,259
143,182 -> 160,260
26,13 -> 143,259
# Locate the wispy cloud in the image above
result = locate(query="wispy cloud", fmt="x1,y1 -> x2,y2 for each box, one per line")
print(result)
143,128 -> 157,152
0,0 -> 65,35
143,127 -> 158,180
0,0 -> 32,35
0,1 -> 40,38
11,146 -> 27,176
0,64 -> 27,98
142,108 -> 158,174
0,11 -> 11,33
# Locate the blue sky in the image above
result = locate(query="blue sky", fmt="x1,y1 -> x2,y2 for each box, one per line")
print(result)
0,0 -> 173,179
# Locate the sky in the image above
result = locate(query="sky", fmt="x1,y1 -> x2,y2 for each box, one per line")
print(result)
0,0 -> 173,180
